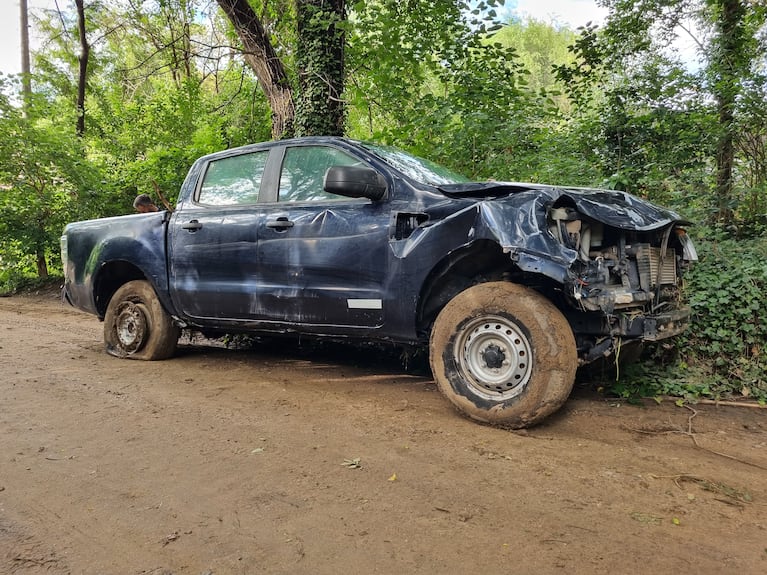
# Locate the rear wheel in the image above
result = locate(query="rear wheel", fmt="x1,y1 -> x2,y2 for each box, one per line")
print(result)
429,282 -> 577,428
104,280 -> 179,360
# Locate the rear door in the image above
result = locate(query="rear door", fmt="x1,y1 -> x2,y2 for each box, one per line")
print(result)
168,148 -> 269,320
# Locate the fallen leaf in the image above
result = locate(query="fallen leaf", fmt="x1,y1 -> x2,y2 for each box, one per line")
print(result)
388,473 -> 397,481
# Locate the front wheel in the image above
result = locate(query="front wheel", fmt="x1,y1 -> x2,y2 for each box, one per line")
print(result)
429,282 -> 577,428
104,280 -> 179,360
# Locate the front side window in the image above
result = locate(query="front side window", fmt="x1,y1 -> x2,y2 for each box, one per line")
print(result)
198,151 -> 268,205
279,146 -> 361,202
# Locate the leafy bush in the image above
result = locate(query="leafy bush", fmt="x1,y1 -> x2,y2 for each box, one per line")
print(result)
0,240 -> 62,295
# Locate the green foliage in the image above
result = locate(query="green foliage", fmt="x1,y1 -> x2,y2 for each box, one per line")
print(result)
493,18 -> 577,97
0,84 -> 96,280
553,15 -> 720,207
552,22 -> 606,108
575,0 -> 767,227
592,76 -> 714,201
0,244 -> 63,295
0,241 -> 41,294
87,78 -> 235,210
680,233 -> 767,399
346,2 -> 594,183
346,0 -> 465,136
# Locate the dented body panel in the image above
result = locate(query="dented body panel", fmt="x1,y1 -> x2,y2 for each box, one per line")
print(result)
62,137 -> 696,364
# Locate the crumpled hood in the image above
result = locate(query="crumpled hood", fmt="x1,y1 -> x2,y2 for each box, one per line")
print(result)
437,182 -> 686,231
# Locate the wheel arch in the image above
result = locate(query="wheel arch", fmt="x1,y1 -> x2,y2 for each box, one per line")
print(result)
416,240 -> 521,338
93,260 -> 151,319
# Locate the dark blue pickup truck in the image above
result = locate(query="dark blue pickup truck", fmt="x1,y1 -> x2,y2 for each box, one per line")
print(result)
61,136 -> 697,427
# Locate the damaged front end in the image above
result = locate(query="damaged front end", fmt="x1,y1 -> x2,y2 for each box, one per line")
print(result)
546,195 -> 697,364
434,182 -> 697,366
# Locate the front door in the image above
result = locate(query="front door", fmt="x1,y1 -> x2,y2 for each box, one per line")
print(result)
255,144 -> 391,328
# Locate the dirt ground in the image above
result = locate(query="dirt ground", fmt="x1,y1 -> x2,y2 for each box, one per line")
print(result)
1,292 -> 766,575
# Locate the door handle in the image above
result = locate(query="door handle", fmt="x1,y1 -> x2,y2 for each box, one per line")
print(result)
181,220 -> 202,231
266,217 -> 294,230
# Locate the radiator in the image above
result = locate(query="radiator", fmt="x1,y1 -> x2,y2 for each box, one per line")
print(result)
636,245 -> 677,291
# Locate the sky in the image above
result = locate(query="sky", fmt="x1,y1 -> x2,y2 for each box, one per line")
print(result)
0,0 -> 610,78
0,0 -> 54,77
510,0 -> 608,29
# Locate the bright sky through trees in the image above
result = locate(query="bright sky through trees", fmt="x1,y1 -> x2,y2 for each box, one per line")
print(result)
0,0 -> 609,77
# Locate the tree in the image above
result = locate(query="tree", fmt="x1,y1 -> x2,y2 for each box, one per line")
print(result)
493,17 -> 577,98
704,0 -> 764,224
215,0 -> 296,138
0,89 -> 91,279
554,0 -> 766,224
75,0 -> 90,136
345,0 -> 535,177
20,0 -> 32,104
294,0 -> 346,136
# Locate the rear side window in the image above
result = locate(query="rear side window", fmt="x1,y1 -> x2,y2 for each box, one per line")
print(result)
279,146 -> 360,202
198,151 -> 268,205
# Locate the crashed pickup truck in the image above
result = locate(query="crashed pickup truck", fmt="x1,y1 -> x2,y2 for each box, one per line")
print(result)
61,136 -> 697,427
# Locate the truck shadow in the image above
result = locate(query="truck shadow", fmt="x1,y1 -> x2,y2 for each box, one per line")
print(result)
174,330 -> 432,377
172,330 -> 607,399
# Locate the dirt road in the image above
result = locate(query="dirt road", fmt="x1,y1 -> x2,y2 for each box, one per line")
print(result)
1,293 -> 765,574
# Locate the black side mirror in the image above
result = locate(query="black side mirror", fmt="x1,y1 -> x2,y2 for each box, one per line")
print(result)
324,166 -> 387,201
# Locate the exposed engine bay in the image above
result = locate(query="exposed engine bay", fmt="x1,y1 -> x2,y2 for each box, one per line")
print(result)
547,201 -> 698,364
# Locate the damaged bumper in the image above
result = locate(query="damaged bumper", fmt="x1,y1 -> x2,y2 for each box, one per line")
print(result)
570,306 -> 691,341
615,307 -> 691,341
571,306 -> 691,363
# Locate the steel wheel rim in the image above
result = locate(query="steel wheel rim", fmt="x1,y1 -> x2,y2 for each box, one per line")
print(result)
114,301 -> 148,353
454,314 -> 533,400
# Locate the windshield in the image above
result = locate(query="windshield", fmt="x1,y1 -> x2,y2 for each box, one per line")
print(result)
361,143 -> 471,186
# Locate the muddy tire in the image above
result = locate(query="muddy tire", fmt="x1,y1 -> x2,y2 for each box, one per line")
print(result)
429,282 -> 577,428
104,280 -> 179,360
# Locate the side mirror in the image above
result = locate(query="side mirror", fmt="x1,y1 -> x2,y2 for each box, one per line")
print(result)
324,166 -> 387,201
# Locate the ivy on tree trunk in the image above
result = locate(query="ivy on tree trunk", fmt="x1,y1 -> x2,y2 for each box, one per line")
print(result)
294,0 -> 346,136
710,0 -> 746,225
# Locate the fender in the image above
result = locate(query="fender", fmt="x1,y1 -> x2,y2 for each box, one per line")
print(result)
63,212 -> 174,318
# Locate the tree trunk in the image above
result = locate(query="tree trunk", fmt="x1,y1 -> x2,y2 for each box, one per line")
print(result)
36,250 -> 49,279
294,0 -> 346,136
711,0 -> 744,225
216,0 -> 295,139
75,0 -> 90,137
715,104 -> 735,224
19,0 -> 31,108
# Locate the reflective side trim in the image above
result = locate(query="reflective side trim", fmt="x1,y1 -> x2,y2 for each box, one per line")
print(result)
347,299 -> 383,310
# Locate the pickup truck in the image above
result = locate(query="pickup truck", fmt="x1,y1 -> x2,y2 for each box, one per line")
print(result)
61,136 -> 697,427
